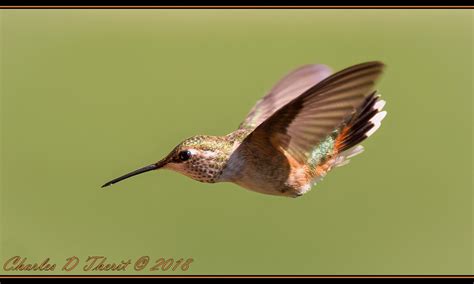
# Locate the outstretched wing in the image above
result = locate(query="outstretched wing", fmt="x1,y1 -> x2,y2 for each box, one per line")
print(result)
241,61 -> 385,164
239,64 -> 332,129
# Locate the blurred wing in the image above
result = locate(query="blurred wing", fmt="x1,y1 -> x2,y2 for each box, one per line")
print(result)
242,61 -> 385,164
239,64 -> 332,129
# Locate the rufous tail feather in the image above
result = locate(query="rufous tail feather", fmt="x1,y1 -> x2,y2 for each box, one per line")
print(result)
333,91 -> 387,167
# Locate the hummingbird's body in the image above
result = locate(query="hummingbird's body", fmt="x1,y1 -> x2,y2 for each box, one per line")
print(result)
102,61 -> 387,198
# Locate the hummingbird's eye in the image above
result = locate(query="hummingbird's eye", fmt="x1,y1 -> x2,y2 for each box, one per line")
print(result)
178,150 -> 192,162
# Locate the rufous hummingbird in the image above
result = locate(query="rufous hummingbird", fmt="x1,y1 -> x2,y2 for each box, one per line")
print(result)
102,61 -> 387,197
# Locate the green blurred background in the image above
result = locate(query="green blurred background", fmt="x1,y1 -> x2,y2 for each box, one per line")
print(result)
0,9 -> 472,275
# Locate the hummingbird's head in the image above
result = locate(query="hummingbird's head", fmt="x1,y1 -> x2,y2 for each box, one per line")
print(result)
101,135 -> 230,188
161,135 -> 230,183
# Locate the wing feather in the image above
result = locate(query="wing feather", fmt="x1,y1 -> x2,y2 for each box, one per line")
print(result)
239,64 -> 332,129
241,61 -> 385,164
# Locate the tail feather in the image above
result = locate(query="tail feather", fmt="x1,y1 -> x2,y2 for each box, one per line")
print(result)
334,91 -> 387,161
333,145 -> 364,168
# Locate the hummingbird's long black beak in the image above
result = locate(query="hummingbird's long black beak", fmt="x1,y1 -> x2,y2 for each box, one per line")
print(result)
101,160 -> 166,188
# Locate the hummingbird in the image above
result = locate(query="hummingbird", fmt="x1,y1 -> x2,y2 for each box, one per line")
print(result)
102,61 -> 387,198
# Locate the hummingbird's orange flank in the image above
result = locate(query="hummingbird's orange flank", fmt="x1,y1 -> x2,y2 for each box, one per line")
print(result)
102,61 -> 387,197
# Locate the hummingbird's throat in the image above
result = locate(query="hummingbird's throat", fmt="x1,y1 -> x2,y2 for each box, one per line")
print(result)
166,151 -> 224,183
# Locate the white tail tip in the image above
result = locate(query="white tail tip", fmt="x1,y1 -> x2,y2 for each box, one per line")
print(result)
366,111 -> 387,137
